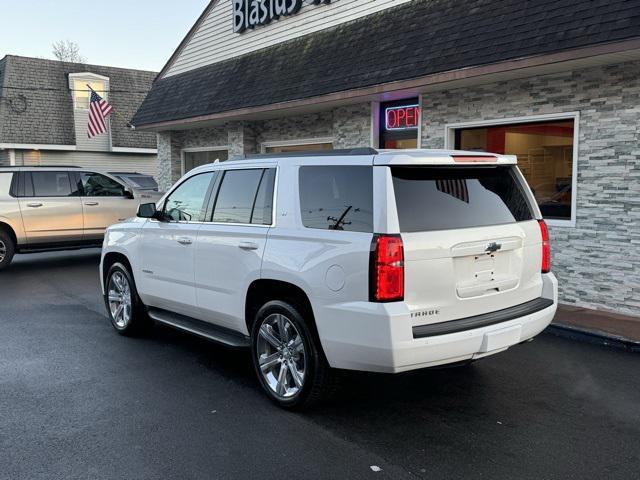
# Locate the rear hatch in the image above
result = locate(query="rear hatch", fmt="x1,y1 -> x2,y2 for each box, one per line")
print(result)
389,162 -> 543,327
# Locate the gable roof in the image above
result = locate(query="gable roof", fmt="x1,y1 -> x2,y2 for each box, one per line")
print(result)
0,55 -> 157,149
132,0 -> 640,129
157,0 -> 217,80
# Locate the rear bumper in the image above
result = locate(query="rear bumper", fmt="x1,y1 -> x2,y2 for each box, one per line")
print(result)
318,273 -> 558,373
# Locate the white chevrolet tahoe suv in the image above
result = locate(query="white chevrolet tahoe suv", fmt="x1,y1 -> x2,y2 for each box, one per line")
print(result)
100,149 -> 557,409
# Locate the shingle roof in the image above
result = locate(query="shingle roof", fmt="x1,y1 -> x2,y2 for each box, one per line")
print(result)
132,0 -> 640,128
0,55 -> 157,148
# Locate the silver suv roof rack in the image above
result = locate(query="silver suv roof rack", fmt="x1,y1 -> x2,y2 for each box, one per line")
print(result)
0,165 -> 82,168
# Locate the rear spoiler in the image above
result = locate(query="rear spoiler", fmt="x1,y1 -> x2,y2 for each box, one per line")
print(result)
373,150 -> 517,166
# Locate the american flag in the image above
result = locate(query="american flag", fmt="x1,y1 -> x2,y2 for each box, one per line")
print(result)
87,90 -> 113,138
436,179 -> 469,203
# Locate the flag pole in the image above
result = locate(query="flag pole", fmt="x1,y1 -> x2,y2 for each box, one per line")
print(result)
86,83 -> 135,130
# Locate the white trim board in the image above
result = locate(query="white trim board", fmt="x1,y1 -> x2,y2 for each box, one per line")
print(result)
444,111 -> 580,228
260,137 -> 335,153
0,143 -> 76,151
111,147 -> 158,154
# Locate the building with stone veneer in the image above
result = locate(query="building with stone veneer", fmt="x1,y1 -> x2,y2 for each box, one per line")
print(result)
133,0 -> 640,317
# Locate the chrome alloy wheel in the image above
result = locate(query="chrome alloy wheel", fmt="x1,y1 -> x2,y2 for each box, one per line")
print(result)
0,239 -> 6,263
256,313 -> 307,399
107,271 -> 132,329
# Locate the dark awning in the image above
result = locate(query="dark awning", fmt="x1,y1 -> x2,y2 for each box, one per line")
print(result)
132,0 -> 640,128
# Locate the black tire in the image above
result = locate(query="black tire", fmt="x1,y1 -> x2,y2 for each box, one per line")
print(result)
251,300 -> 336,410
104,262 -> 151,336
0,230 -> 15,271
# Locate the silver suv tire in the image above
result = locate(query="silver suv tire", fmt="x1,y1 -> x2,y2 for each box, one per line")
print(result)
0,230 -> 15,271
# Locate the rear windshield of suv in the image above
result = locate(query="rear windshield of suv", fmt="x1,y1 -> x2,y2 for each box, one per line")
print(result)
391,166 -> 533,232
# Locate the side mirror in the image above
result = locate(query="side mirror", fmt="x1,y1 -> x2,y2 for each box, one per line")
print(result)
123,188 -> 135,199
137,202 -> 157,219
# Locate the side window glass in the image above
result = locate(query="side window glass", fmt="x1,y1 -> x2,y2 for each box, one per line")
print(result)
299,166 -> 373,233
212,169 -> 264,224
251,169 -> 276,225
164,172 -> 214,222
31,172 -> 73,197
79,172 -> 125,197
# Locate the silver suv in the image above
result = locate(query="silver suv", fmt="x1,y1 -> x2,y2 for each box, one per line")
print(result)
0,166 -> 162,270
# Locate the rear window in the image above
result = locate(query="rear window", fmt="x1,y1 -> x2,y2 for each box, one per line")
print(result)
127,175 -> 158,189
299,166 -> 373,233
391,166 -> 533,232
0,172 -> 12,196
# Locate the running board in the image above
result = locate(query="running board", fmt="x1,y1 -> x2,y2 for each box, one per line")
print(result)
147,308 -> 250,348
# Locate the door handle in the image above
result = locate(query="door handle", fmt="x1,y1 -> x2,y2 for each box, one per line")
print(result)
238,241 -> 259,250
84,202 -> 99,206
177,237 -> 193,246
26,203 -> 43,208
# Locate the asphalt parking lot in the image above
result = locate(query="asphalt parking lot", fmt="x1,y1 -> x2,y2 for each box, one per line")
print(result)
0,250 -> 639,480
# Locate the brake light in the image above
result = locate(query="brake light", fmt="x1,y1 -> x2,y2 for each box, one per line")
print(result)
539,220 -> 551,273
452,155 -> 497,163
370,235 -> 404,302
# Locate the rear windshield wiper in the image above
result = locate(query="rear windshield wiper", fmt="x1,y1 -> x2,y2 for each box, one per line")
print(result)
328,205 -> 353,230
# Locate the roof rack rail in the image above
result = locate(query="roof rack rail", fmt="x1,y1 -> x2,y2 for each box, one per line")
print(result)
244,147 -> 379,159
107,171 -> 144,175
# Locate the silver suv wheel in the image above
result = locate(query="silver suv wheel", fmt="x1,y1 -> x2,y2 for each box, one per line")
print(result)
0,239 -> 6,263
107,271 -> 132,329
256,313 -> 307,399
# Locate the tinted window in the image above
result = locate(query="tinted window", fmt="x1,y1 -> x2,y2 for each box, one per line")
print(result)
391,166 -> 533,232
164,172 -> 214,222
31,172 -> 73,197
212,169 -> 264,224
299,166 -> 373,233
251,169 -> 276,225
80,172 -> 125,197
126,175 -> 158,190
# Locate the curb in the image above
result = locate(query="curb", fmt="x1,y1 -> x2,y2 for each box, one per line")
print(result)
546,324 -> 640,353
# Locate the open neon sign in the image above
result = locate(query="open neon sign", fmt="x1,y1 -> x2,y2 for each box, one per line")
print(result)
385,105 -> 420,130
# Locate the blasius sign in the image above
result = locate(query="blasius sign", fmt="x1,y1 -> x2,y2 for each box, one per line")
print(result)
233,0 -> 331,33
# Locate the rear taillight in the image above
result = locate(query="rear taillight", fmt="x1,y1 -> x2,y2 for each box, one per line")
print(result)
370,234 -> 404,302
538,219 -> 551,273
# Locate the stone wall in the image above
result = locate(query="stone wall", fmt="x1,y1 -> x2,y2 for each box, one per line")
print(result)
421,61 -> 640,316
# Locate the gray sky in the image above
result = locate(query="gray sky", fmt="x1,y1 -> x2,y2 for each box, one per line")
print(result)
0,0 -> 210,72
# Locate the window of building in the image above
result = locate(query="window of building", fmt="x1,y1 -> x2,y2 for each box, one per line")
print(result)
212,169 -> 271,225
164,172 -> 215,222
183,149 -> 229,174
299,166 -> 373,233
454,118 -> 576,222
79,172 -> 125,197
263,140 -> 333,153
73,79 -> 108,110
379,99 -> 420,149
30,172 -> 75,197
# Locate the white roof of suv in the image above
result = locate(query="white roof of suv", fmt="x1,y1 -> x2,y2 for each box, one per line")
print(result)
188,149 -> 516,174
